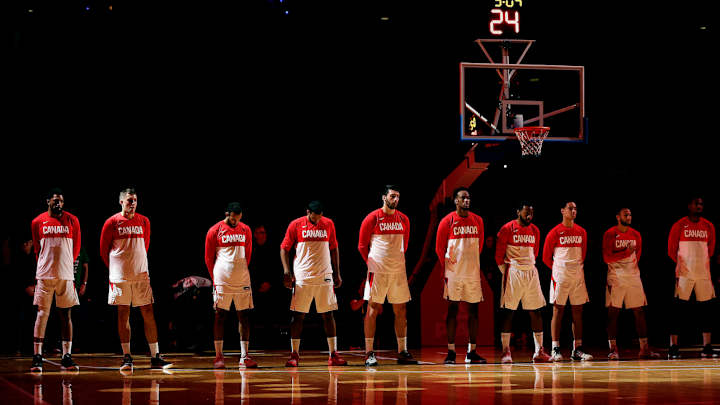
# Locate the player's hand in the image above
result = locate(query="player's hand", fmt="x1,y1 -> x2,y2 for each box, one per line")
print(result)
283,272 -> 295,289
333,273 -> 343,288
259,282 -> 271,293
79,284 -> 87,296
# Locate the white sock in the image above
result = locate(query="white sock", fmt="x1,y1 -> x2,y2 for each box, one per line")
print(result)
34,342 -> 43,356
62,341 -> 72,356
573,339 -> 582,350
448,343 -> 455,351
365,338 -> 374,353
327,337 -> 337,353
609,339 -> 617,350
552,341 -> 560,350
468,343 -> 476,352
214,340 -> 223,357
149,342 -> 159,357
241,341 -> 249,358
121,342 -> 131,355
533,332 -> 543,354
703,333 -> 712,346
397,337 -> 407,353
501,333 -> 511,351
639,338 -> 648,350
291,339 -> 301,353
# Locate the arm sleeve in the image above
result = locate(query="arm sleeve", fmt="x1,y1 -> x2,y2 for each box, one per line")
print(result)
328,221 -> 338,251
477,216 -> 485,256
636,230 -> 642,262
280,221 -> 297,252
582,228 -> 588,262
542,229 -> 555,269
495,225 -> 509,266
602,229 -> 614,264
435,216 -> 450,266
72,215 -> 81,261
204,226 -> 217,279
534,226 -> 541,259
708,222 -> 716,257
245,225 -> 253,265
357,214 -> 375,263
403,215 -> 410,253
99,218 -> 113,269
668,222 -> 680,263
144,217 -> 151,252
31,218 -> 41,260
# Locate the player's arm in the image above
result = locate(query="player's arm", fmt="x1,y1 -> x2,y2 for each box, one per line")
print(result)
708,222 -> 716,258
72,215 -> 81,261
357,213 -> 375,263
204,226 -> 217,281
435,216 -> 450,268
143,216 -> 151,252
635,231 -> 642,262
31,218 -> 41,260
542,228 -> 555,269
602,229 -> 616,264
581,228 -> 588,263
280,222 -> 297,289
533,226 -> 541,259
328,221 -> 341,288
477,216 -> 485,256
99,218 -> 114,269
245,224 -> 253,265
403,213 -> 410,253
495,225 -> 509,270
667,222 -> 680,263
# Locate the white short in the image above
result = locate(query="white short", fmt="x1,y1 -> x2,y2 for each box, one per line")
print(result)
34,279 -> 79,309
501,266 -> 546,310
290,280 -> 338,313
606,276 -> 647,309
214,285 -> 254,311
108,279 -> 154,307
443,277 -> 483,303
675,277 -> 716,302
363,272 -> 411,304
550,277 -> 589,306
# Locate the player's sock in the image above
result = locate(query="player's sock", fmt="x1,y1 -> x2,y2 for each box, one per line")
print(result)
62,341 -> 72,356
447,343 -> 455,351
241,341 -> 249,358
397,337 -> 407,353
214,340 -> 224,357
638,338 -> 648,350
34,341 -> 43,356
291,339 -> 301,353
608,339 -> 617,350
703,333 -> 712,347
149,342 -> 159,357
533,332 -> 543,354
573,339 -> 582,350
552,341 -> 560,350
121,342 -> 131,355
327,337 -> 337,353
365,338 -> 374,353
468,343 -> 476,352
501,333 -> 511,351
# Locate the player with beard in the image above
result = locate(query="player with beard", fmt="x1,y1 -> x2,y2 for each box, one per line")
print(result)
603,207 -> 660,360
495,202 -> 551,363
359,185 -> 417,366
668,196 -> 718,358
435,187 -> 487,364
205,202 -> 257,369
30,188 -> 82,372
100,188 -> 172,372
543,201 -> 593,362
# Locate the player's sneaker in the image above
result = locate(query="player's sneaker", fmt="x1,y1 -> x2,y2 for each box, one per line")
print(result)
608,349 -> 620,360
364,351 -> 378,367
571,347 -> 593,361
397,351 -> 418,365
328,352 -> 347,366
444,350 -> 456,364
240,355 -> 258,368
668,344 -> 681,359
31,354 -> 43,373
533,348 -> 552,363
465,350 -> 487,364
150,354 -> 173,370
638,349 -> 661,359
549,347 -> 563,362
214,355 -> 225,369
120,354 -> 133,373
60,354 -> 79,371
285,352 -> 300,367
701,345 -> 720,358
500,349 -> 513,364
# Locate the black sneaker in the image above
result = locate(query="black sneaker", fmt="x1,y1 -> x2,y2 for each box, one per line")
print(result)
150,354 -> 173,370
571,347 -> 593,361
120,354 -> 134,372
444,350 -> 456,364
701,345 -> 720,358
397,350 -> 418,365
465,350 -> 487,364
60,354 -> 79,371
364,351 -> 378,367
30,354 -> 43,372
668,344 -> 681,359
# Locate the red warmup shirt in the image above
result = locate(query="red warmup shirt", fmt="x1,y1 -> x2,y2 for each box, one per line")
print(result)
542,223 -> 587,283
435,211 -> 484,280
205,220 -> 252,287
358,208 -> 410,274
668,217 -> 716,280
31,211 -> 81,280
602,225 -> 642,278
100,213 -> 151,283
281,216 -> 338,284
495,220 -> 540,270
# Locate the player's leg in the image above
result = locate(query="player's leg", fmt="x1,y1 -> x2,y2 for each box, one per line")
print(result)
286,311 -> 305,367
213,308 -> 227,368
444,300 -> 459,363
529,309 -> 550,362
364,301 -> 382,366
631,307 -> 659,358
389,273 -> 416,365
500,308 -> 514,363
465,302 -> 485,363
55,280 -> 80,370
237,309 -> 258,367
117,305 -> 132,354
570,304 -> 592,360
607,306 -> 621,359
550,304 -> 565,361
321,311 -> 347,366
31,280 -> 55,372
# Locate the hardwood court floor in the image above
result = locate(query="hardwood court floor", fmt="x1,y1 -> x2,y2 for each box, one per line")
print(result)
2,347 -> 719,404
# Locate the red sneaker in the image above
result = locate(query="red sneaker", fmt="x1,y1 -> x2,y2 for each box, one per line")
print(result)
533,348 -> 552,363
328,352 -> 347,366
285,352 -> 300,367
240,356 -> 258,368
213,356 -> 226,369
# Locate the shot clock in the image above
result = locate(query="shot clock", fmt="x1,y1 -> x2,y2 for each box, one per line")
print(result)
489,0 -> 522,36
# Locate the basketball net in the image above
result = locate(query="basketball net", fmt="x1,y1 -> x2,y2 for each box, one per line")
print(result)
514,126 -> 550,157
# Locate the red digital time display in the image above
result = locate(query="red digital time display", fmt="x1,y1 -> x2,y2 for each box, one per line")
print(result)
489,0 -> 522,36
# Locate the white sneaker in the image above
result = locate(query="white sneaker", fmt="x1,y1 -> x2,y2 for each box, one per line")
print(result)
500,349 -> 513,364
608,349 -> 619,360
550,347 -> 563,362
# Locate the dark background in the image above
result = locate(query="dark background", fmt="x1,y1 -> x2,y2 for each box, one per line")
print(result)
1,1 -> 716,354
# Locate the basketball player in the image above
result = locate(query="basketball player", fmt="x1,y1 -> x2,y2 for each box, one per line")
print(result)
100,188 -> 172,372
603,207 -> 660,359
495,202 -> 551,363
435,187 -> 487,364
359,185 -> 417,366
668,196 -> 718,358
30,188 -> 81,372
542,201 -> 593,361
280,200 -> 347,367
205,202 -> 258,368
